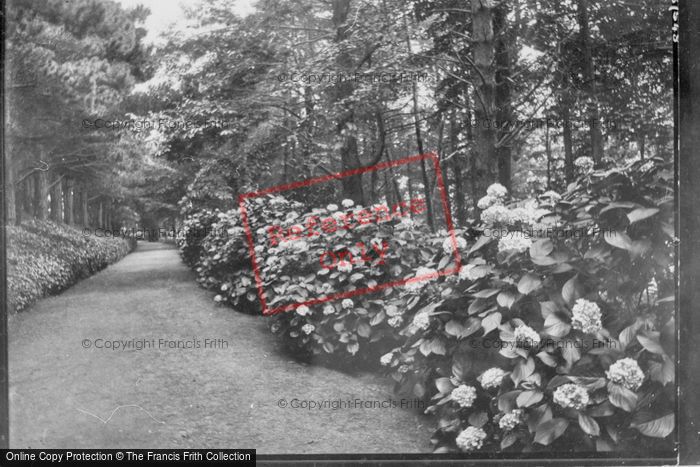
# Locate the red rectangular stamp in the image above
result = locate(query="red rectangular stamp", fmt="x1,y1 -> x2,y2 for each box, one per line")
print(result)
238,152 -> 461,315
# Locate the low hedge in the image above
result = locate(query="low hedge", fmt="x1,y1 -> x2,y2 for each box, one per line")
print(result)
7,219 -> 133,312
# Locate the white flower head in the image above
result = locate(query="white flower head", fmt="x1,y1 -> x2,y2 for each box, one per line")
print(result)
388,316 -> 404,328
571,299 -> 602,334
337,261 -> 353,273
221,284 -> 229,291
553,383 -> 589,410
479,367 -> 508,390
498,232 -> 532,253
451,385 -> 477,408
296,305 -> 311,316
514,324 -> 541,348
459,264 -> 490,282
327,204 -> 338,211
380,352 -> 394,366
341,298 -> 354,309
575,157 -> 594,172
214,294 -> 223,303
481,205 -> 510,226
301,323 -> 315,335
412,311 -> 431,330
477,195 -> 498,210
443,236 -> 467,255
499,409 -> 523,431
341,199 -> 354,208
486,183 -> 508,199
323,304 -> 336,315
606,358 -> 645,391
455,426 -> 487,452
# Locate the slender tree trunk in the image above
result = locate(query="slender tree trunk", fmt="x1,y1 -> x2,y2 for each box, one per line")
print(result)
471,0 -> 497,198
494,2 -> 512,190
577,0 -> 604,165
81,187 -> 89,227
98,202 -> 103,229
561,96 -> 575,183
639,133 -> 646,160
450,110 -> 466,226
35,170 -> 49,220
7,163 -> 17,225
333,0 -> 364,204
63,178 -> 74,225
50,173 -> 62,222
403,14 -> 435,230
546,121 -> 552,190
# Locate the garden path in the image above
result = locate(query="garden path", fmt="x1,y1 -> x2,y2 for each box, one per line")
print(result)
9,242 -> 431,453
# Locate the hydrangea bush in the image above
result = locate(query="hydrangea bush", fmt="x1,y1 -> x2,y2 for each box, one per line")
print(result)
181,158 -> 675,454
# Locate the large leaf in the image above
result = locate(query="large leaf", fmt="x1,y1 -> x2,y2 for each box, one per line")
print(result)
534,418 -> 569,445
637,334 -> 665,355
631,413 -> 674,438
578,413 -> 600,436
627,207 -> 660,224
544,313 -> 571,338
481,311 -> 502,335
469,235 -> 493,255
517,390 -> 543,408
608,383 -> 637,412
561,274 -> 582,305
518,273 -> 542,295
435,377 -> 453,394
530,239 -> 554,258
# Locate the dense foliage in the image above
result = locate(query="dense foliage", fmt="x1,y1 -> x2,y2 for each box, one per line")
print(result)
179,157 -> 675,453
7,220 -> 133,312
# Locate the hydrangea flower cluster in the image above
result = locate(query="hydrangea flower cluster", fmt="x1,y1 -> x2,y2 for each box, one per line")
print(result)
514,324 -> 541,348
388,316 -> 403,328
412,312 -> 431,330
498,409 -> 523,431
481,205 -> 515,225
380,352 -> 394,366
301,324 -> 315,335
498,233 -> 533,253
451,384 -> 477,408
575,156 -> 594,172
323,304 -> 335,315
296,305 -> 311,316
442,236 -> 468,255
341,299 -> 354,309
571,298 -> 603,334
606,358 -> 645,390
341,199 -> 355,208
479,367 -> 508,389
477,195 -> 498,210
455,426 -> 487,451
487,183 -> 509,199
553,383 -> 589,410
459,264 -> 490,282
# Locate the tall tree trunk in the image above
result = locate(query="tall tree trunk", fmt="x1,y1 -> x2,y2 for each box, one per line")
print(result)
471,0 -> 497,198
81,186 -> 89,226
494,2 -> 513,190
98,201 -> 103,229
332,0 -> 364,204
6,163 -> 17,225
50,173 -> 62,222
546,121 -> 552,190
63,178 -> 74,225
449,109 -> 466,226
577,0 -> 604,165
35,170 -> 49,220
403,14 -> 435,230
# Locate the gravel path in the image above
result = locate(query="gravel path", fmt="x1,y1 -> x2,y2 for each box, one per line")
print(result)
8,242 -> 431,453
